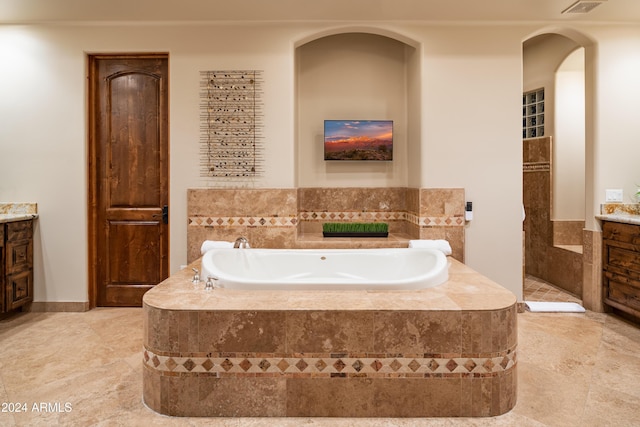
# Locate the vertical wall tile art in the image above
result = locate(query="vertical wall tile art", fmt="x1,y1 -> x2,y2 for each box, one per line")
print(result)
199,70 -> 264,178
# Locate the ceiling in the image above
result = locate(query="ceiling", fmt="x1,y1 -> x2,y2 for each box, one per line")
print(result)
1,0 -> 640,24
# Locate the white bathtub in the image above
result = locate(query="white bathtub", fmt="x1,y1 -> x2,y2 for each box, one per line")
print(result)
199,247 -> 449,290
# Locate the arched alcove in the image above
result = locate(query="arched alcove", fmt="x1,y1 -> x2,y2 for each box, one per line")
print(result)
295,30 -> 421,187
522,27 -> 597,228
522,28 -> 597,307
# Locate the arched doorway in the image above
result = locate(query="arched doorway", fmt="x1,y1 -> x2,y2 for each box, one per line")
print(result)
522,30 -> 595,306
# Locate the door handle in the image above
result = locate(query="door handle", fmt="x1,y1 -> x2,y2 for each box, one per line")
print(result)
153,205 -> 169,224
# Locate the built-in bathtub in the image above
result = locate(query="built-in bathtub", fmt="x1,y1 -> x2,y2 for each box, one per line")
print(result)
143,251 -> 517,417
200,247 -> 448,290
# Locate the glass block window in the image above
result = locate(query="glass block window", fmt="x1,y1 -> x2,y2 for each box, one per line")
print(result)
523,88 -> 545,139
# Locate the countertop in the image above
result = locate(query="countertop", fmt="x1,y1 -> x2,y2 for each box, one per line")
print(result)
0,213 -> 38,224
0,203 -> 38,224
596,213 -> 640,226
144,257 -> 517,312
597,203 -> 640,225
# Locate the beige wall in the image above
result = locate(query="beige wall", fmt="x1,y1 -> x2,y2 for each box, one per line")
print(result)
555,48 -> 586,221
414,26 -> 523,291
591,26 -> 640,225
2,21 -> 640,304
296,33 -> 410,187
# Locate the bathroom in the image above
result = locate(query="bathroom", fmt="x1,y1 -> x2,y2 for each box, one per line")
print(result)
2,1 -> 640,424
3,19 -> 639,311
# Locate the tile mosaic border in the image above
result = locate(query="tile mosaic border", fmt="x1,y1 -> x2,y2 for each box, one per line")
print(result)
299,211 -> 406,222
523,162 -> 550,172
189,216 -> 298,227
189,212 -> 464,228
143,347 -> 516,378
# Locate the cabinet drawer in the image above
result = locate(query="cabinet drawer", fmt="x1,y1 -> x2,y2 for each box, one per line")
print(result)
6,270 -> 33,310
0,256 -> 4,313
7,220 -> 32,243
6,239 -> 33,274
606,278 -> 640,313
605,246 -> 640,277
603,221 -> 640,249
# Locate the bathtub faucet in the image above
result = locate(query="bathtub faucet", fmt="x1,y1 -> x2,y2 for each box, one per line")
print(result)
234,237 -> 250,249
205,275 -> 218,291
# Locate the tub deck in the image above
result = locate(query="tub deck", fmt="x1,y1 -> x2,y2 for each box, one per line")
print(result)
143,257 -> 517,417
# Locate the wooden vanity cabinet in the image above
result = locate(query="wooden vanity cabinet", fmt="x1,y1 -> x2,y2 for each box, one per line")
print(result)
602,221 -> 640,319
0,224 -> 4,313
1,220 -> 34,313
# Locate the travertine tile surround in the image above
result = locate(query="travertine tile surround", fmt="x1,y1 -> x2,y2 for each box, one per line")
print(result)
553,220 -> 585,247
523,137 -> 582,298
187,187 -> 465,262
143,258 -> 517,417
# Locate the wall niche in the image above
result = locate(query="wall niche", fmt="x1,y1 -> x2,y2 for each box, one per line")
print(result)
295,31 -> 421,188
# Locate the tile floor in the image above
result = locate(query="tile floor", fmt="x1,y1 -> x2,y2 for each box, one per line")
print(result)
1,291 -> 639,426
523,275 -> 582,304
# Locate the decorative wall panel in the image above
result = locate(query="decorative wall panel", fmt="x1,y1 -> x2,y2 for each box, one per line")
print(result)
200,70 -> 263,178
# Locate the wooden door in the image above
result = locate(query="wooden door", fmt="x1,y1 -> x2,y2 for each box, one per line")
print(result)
88,54 -> 169,307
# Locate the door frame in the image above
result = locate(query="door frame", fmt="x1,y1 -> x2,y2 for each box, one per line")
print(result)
87,52 -> 170,309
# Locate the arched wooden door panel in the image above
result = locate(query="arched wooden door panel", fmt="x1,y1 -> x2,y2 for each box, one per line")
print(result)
88,54 -> 169,307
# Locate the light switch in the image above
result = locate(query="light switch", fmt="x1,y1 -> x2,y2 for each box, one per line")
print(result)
605,189 -> 623,202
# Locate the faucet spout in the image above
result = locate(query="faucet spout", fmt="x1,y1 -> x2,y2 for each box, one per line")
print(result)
234,237 -> 250,249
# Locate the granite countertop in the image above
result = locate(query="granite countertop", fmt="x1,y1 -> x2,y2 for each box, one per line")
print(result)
597,203 -> 640,225
0,203 -> 38,224
596,213 -> 640,226
0,213 -> 39,224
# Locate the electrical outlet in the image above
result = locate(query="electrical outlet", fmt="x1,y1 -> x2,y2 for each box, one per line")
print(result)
605,189 -> 623,202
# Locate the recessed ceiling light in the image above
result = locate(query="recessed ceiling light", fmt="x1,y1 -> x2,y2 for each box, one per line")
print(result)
562,0 -> 606,14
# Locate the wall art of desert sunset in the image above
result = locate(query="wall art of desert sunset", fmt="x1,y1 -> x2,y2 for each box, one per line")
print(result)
324,120 -> 393,161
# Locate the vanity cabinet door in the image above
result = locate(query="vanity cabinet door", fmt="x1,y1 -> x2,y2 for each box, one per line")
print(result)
603,221 -> 640,318
4,220 -> 33,311
5,239 -> 32,275
6,269 -> 32,311
0,224 -> 4,313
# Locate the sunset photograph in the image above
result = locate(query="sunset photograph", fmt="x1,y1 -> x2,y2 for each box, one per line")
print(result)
324,120 -> 393,161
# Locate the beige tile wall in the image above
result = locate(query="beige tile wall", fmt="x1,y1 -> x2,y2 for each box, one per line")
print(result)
553,220 -> 585,246
187,187 -> 465,262
523,137 -> 583,298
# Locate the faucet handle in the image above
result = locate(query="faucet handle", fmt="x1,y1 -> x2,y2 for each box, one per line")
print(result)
192,268 -> 200,283
205,275 -> 218,291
